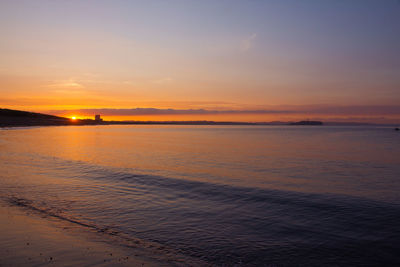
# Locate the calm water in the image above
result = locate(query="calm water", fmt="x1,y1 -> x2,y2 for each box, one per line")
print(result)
1,125 -> 400,266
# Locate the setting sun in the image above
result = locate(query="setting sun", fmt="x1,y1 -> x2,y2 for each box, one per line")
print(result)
71,116 -> 76,120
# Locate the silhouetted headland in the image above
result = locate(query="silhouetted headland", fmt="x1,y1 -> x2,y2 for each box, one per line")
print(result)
0,108 -> 329,127
0,108 -> 101,127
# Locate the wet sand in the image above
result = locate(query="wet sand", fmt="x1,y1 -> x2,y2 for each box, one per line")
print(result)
0,204 -> 177,267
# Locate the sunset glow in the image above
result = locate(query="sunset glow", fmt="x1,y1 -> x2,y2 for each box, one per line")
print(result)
1,0 -> 399,123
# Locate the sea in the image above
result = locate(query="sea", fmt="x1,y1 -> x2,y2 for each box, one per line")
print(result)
1,125 -> 400,266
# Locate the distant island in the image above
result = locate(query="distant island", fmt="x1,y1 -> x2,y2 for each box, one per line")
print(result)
0,108 -> 326,127
290,120 -> 323,125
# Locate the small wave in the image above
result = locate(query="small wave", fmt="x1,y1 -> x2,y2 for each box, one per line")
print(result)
4,155 -> 400,266
6,196 -> 205,266
9,196 -> 99,229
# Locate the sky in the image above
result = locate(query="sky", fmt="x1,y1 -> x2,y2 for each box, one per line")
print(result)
1,0 -> 399,122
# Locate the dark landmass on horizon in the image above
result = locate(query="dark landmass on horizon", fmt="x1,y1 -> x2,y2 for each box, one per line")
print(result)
0,108 -> 394,128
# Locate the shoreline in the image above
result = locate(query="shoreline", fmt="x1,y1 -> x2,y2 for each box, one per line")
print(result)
0,202 -> 199,267
2,121 -> 395,129
0,120 -> 322,128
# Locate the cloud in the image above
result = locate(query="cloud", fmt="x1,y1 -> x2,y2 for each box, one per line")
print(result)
299,105 -> 400,116
49,108 -> 295,116
47,105 -> 400,117
240,33 -> 257,51
47,79 -> 84,89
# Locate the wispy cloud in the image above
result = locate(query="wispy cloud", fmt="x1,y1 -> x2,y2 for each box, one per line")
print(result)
47,79 -> 84,89
240,33 -> 257,51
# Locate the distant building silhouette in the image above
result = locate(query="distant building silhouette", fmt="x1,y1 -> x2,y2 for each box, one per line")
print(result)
95,114 -> 103,122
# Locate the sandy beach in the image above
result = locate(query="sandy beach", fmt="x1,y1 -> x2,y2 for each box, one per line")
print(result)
0,203 -> 183,267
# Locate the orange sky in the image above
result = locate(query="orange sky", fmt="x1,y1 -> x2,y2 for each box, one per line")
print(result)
1,1 -> 399,123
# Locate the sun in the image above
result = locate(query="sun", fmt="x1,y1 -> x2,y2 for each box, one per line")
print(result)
71,116 -> 77,120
